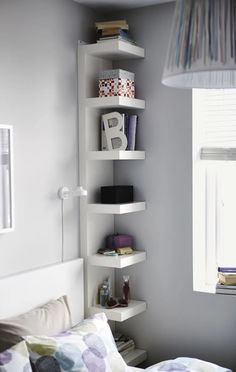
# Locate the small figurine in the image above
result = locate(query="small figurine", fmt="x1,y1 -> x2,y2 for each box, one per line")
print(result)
122,275 -> 130,303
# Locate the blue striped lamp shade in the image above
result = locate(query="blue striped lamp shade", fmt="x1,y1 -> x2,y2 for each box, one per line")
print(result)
162,0 -> 236,88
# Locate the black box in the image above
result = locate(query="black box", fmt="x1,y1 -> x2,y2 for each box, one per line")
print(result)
101,185 -> 134,204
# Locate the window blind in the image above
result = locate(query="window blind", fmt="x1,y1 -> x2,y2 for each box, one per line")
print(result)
194,89 -> 236,160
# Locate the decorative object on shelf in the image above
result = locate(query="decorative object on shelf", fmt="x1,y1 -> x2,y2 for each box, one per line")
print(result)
123,275 -> 130,303
97,248 -> 118,256
101,185 -> 134,204
162,0 -> 236,89
99,279 -> 110,307
117,247 -> 133,255
101,112 -> 138,151
98,69 -> 135,98
106,233 -> 134,250
101,112 -> 127,151
95,19 -> 136,45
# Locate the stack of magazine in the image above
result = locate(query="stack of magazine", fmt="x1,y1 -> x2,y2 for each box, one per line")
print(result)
216,267 -> 236,295
95,20 -> 136,45
113,333 -> 135,357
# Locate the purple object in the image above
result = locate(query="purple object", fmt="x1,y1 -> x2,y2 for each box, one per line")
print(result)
218,267 -> 236,273
106,234 -> 133,249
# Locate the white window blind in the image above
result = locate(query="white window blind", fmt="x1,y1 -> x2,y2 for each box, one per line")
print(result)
194,89 -> 236,160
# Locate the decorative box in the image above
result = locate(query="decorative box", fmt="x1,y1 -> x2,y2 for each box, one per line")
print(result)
98,69 -> 135,98
101,185 -> 134,204
106,234 -> 134,250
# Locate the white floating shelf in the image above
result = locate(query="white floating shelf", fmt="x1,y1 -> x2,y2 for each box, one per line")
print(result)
88,202 -> 146,215
87,151 -> 145,161
123,348 -> 147,367
88,251 -> 146,269
85,97 -> 145,109
80,40 -> 145,59
89,300 -> 146,322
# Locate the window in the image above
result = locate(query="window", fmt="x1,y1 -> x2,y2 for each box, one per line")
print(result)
193,89 -> 236,293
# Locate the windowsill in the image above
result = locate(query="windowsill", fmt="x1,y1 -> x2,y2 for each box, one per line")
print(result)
193,283 -> 216,294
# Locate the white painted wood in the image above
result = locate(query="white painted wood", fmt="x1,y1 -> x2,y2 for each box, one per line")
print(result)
89,300 -> 146,322
0,125 -> 14,234
85,97 -> 145,109
123,349 -> 147,367
0,259 -> 84,326
79,40 -> 145,59
88,202 -> 146,214
88,251 -> 146,268
78,40 -> 147,326
78,46 -> 115,315
87,151 -> 145,160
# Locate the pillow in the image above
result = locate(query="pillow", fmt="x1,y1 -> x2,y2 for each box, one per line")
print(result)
0,296 -> 71,352
25,313 -> 128,372
0,341 -> 32,372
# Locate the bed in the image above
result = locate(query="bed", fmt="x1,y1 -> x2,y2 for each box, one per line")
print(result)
0,259 -> 232,372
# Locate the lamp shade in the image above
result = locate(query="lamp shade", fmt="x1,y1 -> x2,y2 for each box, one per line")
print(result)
162,0 -> 236,89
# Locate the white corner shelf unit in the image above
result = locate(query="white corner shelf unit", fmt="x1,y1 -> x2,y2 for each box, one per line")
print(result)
78,40 -> 147,367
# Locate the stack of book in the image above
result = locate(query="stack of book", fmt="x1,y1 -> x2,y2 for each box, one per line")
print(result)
95,20 -> 136,45
216,267 -> 236,295
114,333 -> 135,357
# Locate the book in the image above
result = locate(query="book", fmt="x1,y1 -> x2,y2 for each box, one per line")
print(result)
216,283 -> 236,290
216,285 -> 236,295
116,339 -> 135,352
97,35 -> 137,45
95,20 -> 128,30
218,267 -> 236,273
120,344 -> 136,357
97,28 -> 129,38
128,115 -> 137,151
218,272 -> 236,285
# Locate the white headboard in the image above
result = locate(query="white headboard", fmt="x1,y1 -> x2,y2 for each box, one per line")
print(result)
0,258 -> 84,326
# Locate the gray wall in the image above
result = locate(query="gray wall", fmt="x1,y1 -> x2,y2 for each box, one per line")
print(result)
0,0 -> 98,276
113,4 -> 236,370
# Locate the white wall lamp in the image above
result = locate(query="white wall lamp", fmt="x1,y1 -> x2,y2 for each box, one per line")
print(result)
58,186 -> 87,200
162,0 -> 236,89
57,185 -> 87,262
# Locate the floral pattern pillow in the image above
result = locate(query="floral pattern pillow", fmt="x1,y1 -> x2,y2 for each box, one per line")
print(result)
0,341 -> 32,372
25,313 -> 127,372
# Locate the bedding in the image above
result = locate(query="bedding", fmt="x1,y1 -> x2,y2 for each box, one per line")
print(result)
0,340 -> 32,372
0,296 -> 71,352
25,313 -> 128,372
144,357 -> 232,372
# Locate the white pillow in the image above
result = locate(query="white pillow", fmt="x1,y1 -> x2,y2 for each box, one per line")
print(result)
25,313 -> 128,372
